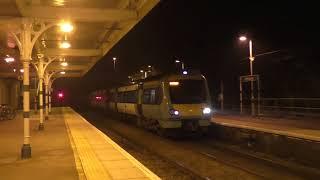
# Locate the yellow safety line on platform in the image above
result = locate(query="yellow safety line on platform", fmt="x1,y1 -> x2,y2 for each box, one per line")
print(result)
65,119 -> 88,180
70,108 -> 161,180
64,107 -> 160,180
64,109 -> 112,180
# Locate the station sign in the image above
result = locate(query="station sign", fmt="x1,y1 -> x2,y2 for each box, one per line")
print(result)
18,75 -> 23,81
240,75 -> 259,82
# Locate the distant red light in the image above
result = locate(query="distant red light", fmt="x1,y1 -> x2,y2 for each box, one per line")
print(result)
95,96 -> 102,100
58,92 -> 64,98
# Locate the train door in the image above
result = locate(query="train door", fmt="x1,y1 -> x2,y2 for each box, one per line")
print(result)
124,90 -> 137,116
117,91 -> 126,114
137,84 -> 143,117
141,86 -> 162,120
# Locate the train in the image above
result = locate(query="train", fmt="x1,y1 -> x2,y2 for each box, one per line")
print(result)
89,70 -> 213,136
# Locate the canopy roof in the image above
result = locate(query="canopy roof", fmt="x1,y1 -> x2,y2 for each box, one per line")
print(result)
0,0 -> 159,78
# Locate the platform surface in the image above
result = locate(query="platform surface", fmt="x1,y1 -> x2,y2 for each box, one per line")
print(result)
0,107 -> 159,180
212,114 -> 320,142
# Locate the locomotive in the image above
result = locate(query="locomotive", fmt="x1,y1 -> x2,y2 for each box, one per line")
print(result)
89,70 -> 213,136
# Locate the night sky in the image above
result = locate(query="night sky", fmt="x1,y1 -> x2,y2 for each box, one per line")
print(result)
55,1 -> 320,107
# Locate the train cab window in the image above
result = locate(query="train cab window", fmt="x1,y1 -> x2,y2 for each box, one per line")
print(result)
143,88 -> 162,104
169,80 -> 207,104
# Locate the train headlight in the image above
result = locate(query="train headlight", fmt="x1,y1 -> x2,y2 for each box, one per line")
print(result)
169,109 -> 179,116
174,110 -> 179,115
203,107 -> 211,114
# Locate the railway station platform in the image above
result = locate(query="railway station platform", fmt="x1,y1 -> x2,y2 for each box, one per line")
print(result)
211,113 -> 320,169
0,107 -> 159,180
212,113 -> 320,141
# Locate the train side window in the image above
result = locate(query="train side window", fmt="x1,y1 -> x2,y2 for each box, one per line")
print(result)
110,92 -> 115,102
118,91 -> 137,103
127,91 -> 137,103
123,92 -> 128,103
150,89 -> 156,103
113,92 -> 118,102
143,87 -> 161,104
118,92 -> 123,103
143,89 -> 151,104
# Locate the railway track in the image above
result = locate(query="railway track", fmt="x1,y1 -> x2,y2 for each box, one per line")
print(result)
80,110 -> 318,179
81,111 -> 206,179
199,152 -> 268,179
198,141 -> 320,179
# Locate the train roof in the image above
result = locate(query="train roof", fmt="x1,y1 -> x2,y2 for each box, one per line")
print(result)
137,69 -> 204,82
107,70 -> 205,92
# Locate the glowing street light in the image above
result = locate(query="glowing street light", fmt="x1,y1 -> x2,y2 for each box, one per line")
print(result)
175,59 -> 185,70
239,36 -> 254,61
4,55 -> 14,63
182,70 -> 188,75
60,22 -> 73,33
61,62 -> 68,67
20,69 -> 24,73
239,35 -> 255,116
60,41 -> 71,49
239,36 -> 247,41
112,57 -> 117,71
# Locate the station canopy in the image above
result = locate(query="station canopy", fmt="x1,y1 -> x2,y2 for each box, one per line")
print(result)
0,0 -> 159,78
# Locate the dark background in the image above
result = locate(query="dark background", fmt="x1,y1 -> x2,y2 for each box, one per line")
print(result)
54,0 -> 320,108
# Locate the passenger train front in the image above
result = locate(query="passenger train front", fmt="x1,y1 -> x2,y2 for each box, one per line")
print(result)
89,71 -> 213,136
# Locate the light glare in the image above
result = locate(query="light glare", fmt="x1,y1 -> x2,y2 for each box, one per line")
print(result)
239,36 -> 247,41
60,22 -> 73,32
60,71 -> 66,74
4,57 -> 14,63
169,82 -> 179,86
174,110 -> 179,116
61,62 -> 68,67
58,92 -> 64,98
203,107 -> 211,114
60,41 -> 71,49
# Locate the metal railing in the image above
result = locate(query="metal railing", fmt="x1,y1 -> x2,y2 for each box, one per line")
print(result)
260,98 -> 320,117
218,98 -> 320,118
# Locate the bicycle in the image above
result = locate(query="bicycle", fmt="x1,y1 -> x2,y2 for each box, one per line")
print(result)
0,104 -> 16,121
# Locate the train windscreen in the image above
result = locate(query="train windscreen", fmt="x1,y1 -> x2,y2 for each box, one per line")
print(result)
169,80 -> 207,104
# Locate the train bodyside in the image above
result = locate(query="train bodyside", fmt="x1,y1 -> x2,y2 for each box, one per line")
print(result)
115,84 -> 139,116
89,89 -> 108,111
98,72 -> 212,134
